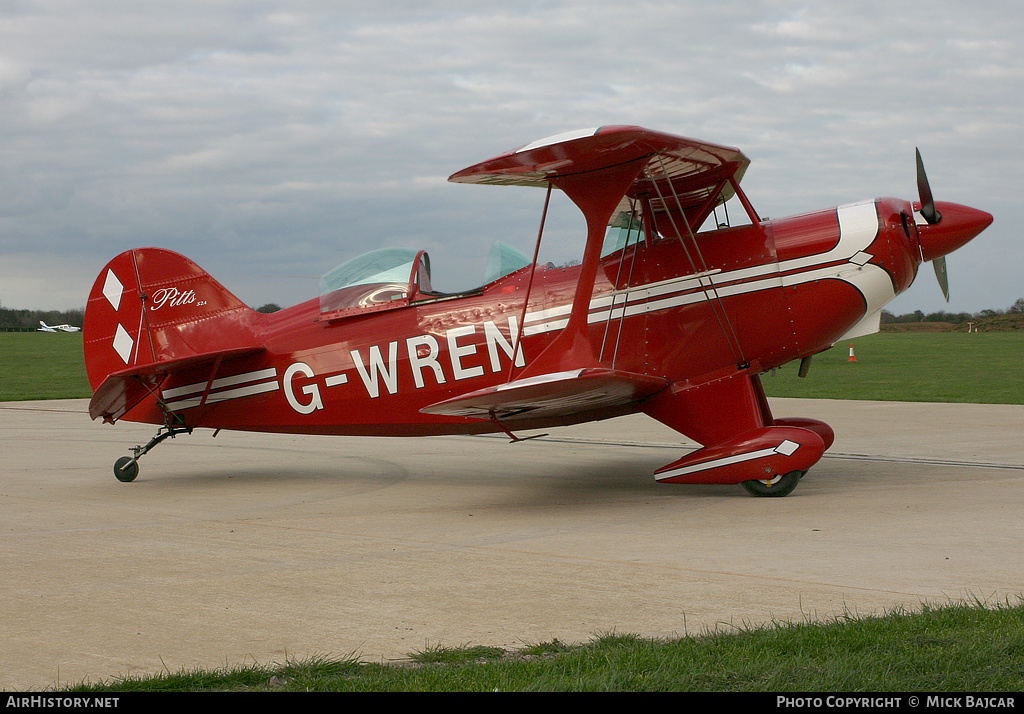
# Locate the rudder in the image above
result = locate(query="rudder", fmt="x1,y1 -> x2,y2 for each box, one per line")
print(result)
84,248 -> 261,393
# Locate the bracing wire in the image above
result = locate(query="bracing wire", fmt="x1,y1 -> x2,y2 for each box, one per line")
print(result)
649,154 -> 748,367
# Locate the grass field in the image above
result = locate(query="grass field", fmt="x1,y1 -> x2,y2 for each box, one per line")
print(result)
760,332 -> 1024,404
0,332 -> 91,401
2,330 -> 1022,404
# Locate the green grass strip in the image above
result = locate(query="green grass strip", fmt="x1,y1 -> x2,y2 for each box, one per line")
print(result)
0,333 -> 91,401
4,332 -> 1024,405
60,600 -> 1024,692
762,332 -> 1024,404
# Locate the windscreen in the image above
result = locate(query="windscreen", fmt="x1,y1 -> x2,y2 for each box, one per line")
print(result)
319,247 -> 416,314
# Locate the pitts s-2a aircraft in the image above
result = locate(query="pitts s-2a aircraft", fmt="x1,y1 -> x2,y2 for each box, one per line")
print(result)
83,126 -> 992,496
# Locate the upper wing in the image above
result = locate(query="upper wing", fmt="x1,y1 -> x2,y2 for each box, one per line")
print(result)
449,125 -> 750,232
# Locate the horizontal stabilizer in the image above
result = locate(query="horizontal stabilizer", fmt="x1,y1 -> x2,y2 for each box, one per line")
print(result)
421,367 -> 668,421
89,346 -> 265,423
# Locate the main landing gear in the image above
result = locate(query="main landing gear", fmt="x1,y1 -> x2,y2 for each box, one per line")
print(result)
112,413 -> 192,482
740,470 -> 805,498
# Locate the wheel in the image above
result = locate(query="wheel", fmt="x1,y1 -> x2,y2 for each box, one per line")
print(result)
741,470 -> 803,497
113,456 -> 139,483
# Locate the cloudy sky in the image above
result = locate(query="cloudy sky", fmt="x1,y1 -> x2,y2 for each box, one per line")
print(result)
1,1 -> 1020,316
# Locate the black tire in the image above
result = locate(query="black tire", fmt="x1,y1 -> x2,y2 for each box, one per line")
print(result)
741,470 -> 803,498
113,456 -> 139,483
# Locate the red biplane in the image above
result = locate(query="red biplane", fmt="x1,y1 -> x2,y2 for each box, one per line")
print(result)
83,126 -> 992,496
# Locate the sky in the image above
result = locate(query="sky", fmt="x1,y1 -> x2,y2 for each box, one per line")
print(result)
1,1 -> 1020,317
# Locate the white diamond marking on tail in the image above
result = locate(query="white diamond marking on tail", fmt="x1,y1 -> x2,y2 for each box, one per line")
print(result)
102,269 -> 124,311
112,323 -> 134,364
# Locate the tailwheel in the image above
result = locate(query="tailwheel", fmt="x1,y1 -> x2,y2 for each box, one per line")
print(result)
111,413 -> 192,483
741,470 -> 804,498
113,456 -> 139,483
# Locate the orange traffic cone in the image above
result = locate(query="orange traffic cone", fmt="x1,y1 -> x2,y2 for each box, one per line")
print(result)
848,344 -> 857,362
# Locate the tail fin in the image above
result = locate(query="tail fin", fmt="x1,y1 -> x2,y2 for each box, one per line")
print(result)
84,248 -> 263,421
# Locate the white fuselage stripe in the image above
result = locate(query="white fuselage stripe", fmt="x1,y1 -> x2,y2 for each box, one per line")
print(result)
523,201 -> 893,336
161,367 -> 280,411
162,368 -> 279,399
164,381 -> 280,411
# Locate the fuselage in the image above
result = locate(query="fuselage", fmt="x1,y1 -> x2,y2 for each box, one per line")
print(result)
120,194 -> 962,437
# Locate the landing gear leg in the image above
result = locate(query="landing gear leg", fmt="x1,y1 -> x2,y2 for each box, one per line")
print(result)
113,413 -> 192,482
741,470 -> 805,498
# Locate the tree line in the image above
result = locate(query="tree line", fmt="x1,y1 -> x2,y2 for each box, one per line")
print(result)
0,305 -> 86,331
882,297 -> 1024,325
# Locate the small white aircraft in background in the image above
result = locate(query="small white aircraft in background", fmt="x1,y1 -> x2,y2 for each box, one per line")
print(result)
38,321 -> 81,333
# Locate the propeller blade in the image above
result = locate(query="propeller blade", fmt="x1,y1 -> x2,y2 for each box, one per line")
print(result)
933,256 -> 949,302
916,148 -> 942,225
917,149 -> 949,299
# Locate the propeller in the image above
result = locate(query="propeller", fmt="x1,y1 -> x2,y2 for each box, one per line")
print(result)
915,148 -> 942,225
933,255 -> 949,302
915,148 -> 949,301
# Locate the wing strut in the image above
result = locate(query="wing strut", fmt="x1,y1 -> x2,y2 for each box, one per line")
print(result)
597,197 -> 643,369
507,182 -> 553,382
648,153 -> 749,369
513,155 -> 651,378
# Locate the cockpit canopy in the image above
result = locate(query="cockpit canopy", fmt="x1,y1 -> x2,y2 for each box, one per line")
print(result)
319,241 -> 530,320
319,247 -> 420,316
